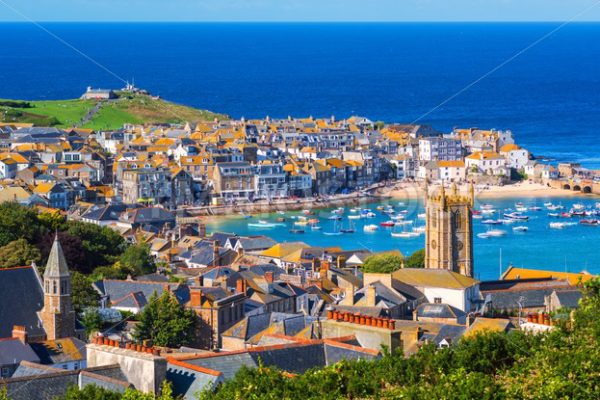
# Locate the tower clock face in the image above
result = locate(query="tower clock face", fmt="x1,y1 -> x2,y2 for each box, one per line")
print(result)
431,240 -> 437,249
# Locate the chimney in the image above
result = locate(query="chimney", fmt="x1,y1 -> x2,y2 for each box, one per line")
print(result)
198,224 -> 206,237
265,271 -> 274,284
212,240 -> 220,267
12,325 -> 27,344
336,256 -> 345,269
341,285 -> 355,306
190,287 -> 203,307
236,278 -> 247,294
365,285 -> 376,307
193,275 -> 203,287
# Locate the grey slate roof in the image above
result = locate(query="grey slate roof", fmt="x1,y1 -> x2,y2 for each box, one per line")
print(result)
44,236 -> 70,279
0,339 -> 40,367
81,204 -> 129,222
416,303 -> 465,320
0,266 -> 45,339
554,290 -> 582,308
167,362 -> 221,399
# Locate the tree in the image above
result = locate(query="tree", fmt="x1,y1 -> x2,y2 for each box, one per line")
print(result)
361,252 -> 403,274
37,211 -> 66,231
39,231 -> 87,273
60,384 -> 122,400
405,249 -> 425,269
0,238 -> 41,269
119,243 -> 155,276
133,291 -> 197,348
0,387 -> 9,400
71,272 -> 100,313
66,221 -> 125,270
81,308 -> 102,336
0,202 -> 43,247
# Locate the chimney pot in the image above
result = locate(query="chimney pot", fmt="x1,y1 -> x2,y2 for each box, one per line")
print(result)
12,325 -> 27,344
265,271 -> 274,284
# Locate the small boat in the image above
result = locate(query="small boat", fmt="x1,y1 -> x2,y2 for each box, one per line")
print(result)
308,218 -> 319,224
515,202 -> 525,207
289,229 -> 304,234
364,224 -> 379,232
348,214 -> 361,220
395,220 -> 414,226
473,210 -> 482,215
504,212 -> 529,221
323,231 -> 343,236
516,206 -> 528,212
528,206 -> 542,211
380,221 -> 395,227
481,209 -> 496,215
248,222 -> 277,228
340,219 -> 355,234
398,202 -> 406,206
544,202 -> 553,207
547,213 -> 559,217
294,220 -> 308,226
413,226 -> 426,233
487,229 -> 507,237
328,215 -> 342,220
477,232 -> 492,239
311,225 -> 322,230
276,217 -> 286,222
570,210 -> 586,217
482,219 -> 502,225
417,213 -> 426,219
549,222 -> 576,229
580,219 -> 599,226
473,214 -> 483,220
573,203 -> 585,210
499,218 -> 516,224
365,212 -> 376,218
481,204 -> 494,210
391,215 -> 405,221
376,205 -> 385,211
559,212 -> 572,218
349,208 -> 359,213
391,232 -> 419,238
548,204 -> 564,211
513,226 -> 528,232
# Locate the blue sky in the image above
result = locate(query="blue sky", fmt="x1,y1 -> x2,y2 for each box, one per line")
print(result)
1,0 -> 600,22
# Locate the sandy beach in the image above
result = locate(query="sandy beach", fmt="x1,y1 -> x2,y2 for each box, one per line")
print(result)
384,181 -> 597,200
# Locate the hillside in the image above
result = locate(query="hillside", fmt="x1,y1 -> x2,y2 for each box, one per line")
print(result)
0,93 -> 228,130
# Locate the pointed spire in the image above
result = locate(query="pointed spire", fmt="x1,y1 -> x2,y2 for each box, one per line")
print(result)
44,234 -> 70,278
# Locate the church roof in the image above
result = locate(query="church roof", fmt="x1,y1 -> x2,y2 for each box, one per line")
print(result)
44,236 -> 70,279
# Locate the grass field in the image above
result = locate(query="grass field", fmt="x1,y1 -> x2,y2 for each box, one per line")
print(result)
0,94 -> 227,130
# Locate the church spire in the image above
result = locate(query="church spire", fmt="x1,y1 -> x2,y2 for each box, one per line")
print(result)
44,234 -> 70,279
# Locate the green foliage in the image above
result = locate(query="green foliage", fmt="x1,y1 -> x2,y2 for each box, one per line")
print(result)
60,384 -> 122,400
119,243 -> 155,276
405,248 -> 425,268
361,252 -> 403,273
0,238 -> 41,268
66,221 -> 125,271
58,381 -> 176,400
37,211 -> 66,231
81,308 -> 103,336
203,278 -> 600,400
133,291 -> 197,348
0,202 -> 43,247
0,386 -> 9,400
72,271 -> 101,313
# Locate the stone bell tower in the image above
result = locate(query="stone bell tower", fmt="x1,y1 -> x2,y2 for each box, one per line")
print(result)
40,235 -> 76,340
425,183 -> 474,277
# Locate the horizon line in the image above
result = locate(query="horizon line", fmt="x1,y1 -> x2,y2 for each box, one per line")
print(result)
2,20 -> 600,24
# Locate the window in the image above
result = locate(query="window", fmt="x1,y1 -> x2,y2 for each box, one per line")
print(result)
434,297 -> 442,304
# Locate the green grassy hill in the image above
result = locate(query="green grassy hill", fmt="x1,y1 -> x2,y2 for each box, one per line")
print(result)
0,93 -> 227,130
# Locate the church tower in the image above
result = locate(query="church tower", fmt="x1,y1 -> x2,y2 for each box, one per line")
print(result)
425,183 -> 474,277
40,235 -> 76,340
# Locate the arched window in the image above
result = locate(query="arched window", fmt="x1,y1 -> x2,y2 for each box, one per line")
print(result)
53,280 -> 57,294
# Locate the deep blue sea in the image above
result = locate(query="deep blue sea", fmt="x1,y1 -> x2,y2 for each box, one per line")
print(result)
1,22 -> 600,167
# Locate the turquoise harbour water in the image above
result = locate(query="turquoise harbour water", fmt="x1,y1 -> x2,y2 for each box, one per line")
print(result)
205,196 -> 600,281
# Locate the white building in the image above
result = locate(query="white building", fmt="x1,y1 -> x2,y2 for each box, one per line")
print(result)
500,144 -> 529,170
418,137 -> 463,161
437,160 -> 466,182
465,151 -> 509,176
